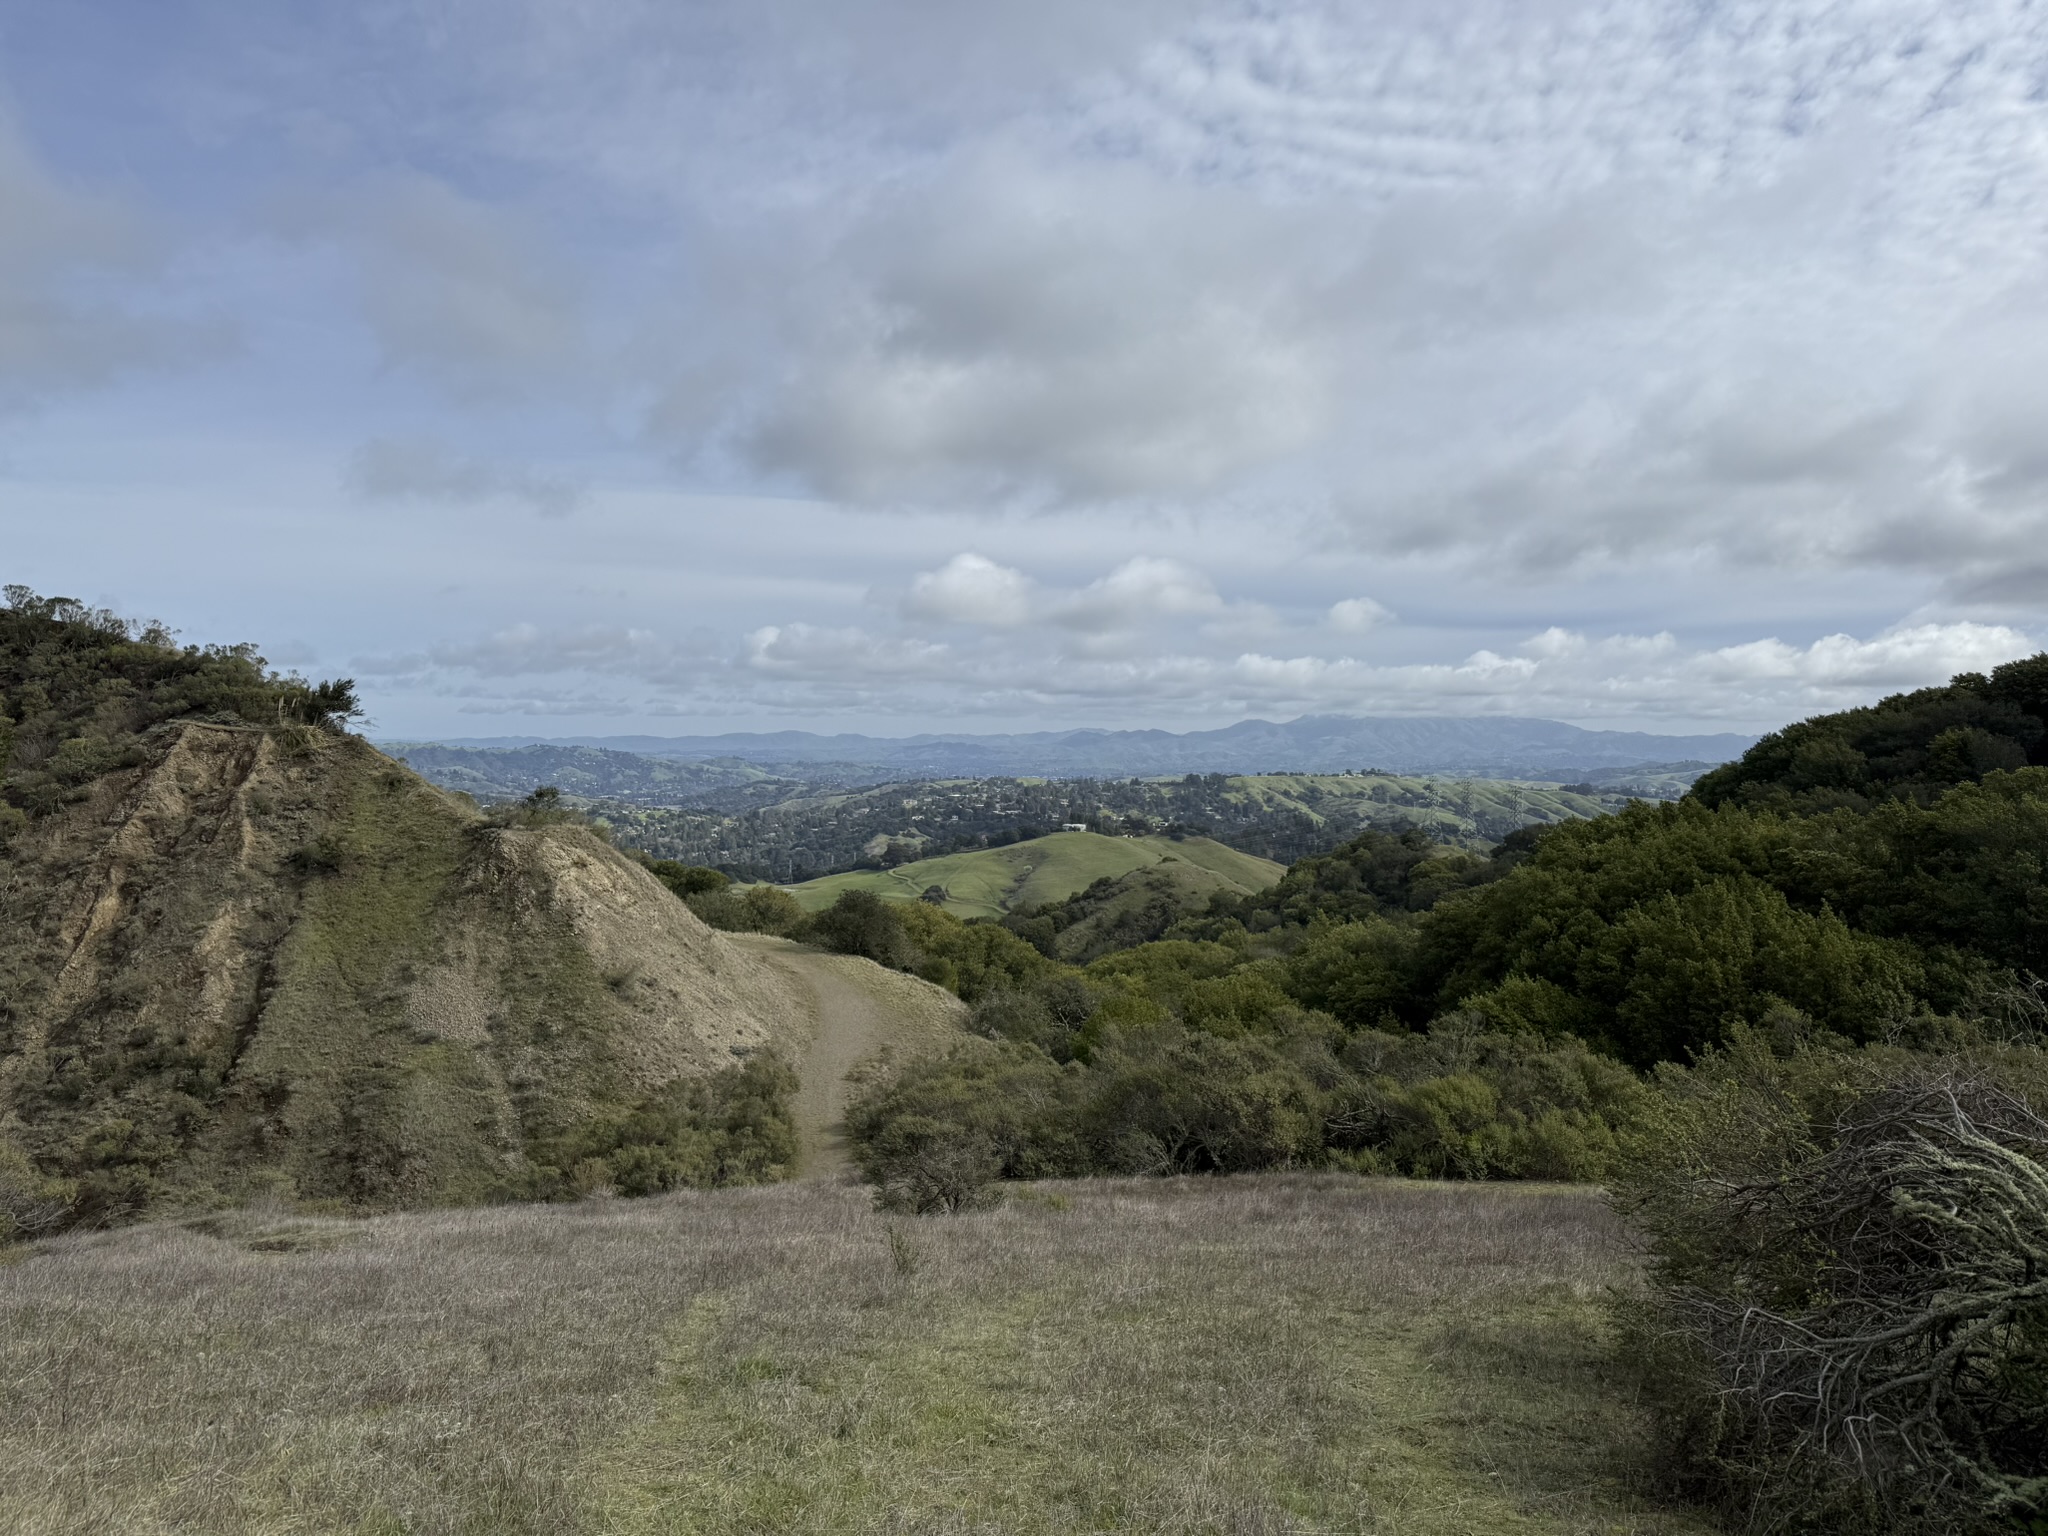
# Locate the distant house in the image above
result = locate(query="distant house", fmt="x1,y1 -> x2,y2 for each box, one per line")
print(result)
1061,822 -> 1088,832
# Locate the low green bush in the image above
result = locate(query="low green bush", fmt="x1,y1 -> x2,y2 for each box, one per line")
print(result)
847,1004 -> 1649,1202
805,889 -> 918,967
637,857 -> 731,898
526,1053 -> 799,1198
847,1040 -> 1088,1208
895,901 -> 1055,1001
0,1133 -> 74,1245
686,883 -> 807,936
1079,1027 -> 1324,1174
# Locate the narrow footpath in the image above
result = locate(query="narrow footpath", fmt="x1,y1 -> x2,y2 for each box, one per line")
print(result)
725,934 -> 967,1178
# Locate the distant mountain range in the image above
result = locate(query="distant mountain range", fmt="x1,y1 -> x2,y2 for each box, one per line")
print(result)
378,743 -> 820,811
419,714 -> 1758,782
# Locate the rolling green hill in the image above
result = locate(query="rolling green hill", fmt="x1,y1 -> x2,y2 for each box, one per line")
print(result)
783,831 -> 1284,920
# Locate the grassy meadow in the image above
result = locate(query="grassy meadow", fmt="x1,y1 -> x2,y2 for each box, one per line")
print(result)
784,831 -> 1284,919
0,1175 -> 1713,1536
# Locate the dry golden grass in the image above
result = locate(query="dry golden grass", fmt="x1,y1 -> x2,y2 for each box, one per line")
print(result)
0,1176 -> 1718,1535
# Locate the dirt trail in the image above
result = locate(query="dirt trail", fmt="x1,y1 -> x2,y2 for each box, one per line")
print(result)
724,935 -> 968,1178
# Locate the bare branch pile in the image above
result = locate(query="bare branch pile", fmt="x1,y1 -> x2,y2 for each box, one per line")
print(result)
1627,1063 -> 2048,1533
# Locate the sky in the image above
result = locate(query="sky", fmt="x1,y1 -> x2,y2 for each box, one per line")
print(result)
3,0 -> 2046,740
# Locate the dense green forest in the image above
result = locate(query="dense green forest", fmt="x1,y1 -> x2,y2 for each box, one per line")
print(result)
594,769 -> 1627,879
1692,655 -> 2048,807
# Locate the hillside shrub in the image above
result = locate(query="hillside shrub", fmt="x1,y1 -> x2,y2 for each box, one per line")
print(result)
1613,1031 -> 2048,1534
894,901 -> 1055,1001
1394,790 -> 2038,1063
1692,654 -> 2048,812
0,585 -> 356,824
1001,865 -> 1244,962
0,1133 -> 73,1246
1282,917 -> 1420,1029
1326,1023 -> 1648,1180
1174,827 -> 1502,941
856,1114 -> 1004,1213
1080,1028 -> 1324,1174
847,1007 -> 1650,1201
638,857 -> 731,898
806,889 -> 918,967
530,1053 -> 799,1198
971,973 -> 1102,1061
847,1040 -> 1089,1211
686,883 -> 807,936
483,786 -> 597,830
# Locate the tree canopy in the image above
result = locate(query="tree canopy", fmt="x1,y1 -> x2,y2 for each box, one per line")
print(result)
0,586 -> 362,828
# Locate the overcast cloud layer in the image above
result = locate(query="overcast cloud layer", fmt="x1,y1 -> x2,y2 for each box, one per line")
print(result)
2,1 -> 2044,738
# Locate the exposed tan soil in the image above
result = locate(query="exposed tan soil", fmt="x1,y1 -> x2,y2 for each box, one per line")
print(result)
0,724 -> 808,1213
725,935 -> 967,1178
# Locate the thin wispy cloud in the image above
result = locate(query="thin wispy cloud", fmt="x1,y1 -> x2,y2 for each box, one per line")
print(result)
0,112 -> 210,407
346,437 -> 584,519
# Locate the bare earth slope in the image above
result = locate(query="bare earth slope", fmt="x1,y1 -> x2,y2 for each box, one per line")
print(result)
726,934 -> 967,1177
0,723 -> 804,1222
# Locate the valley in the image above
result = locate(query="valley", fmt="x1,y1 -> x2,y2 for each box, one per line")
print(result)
8,588 -> 2048,1535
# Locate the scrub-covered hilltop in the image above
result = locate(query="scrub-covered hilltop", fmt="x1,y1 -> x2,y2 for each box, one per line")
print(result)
0,590 -> 807,1236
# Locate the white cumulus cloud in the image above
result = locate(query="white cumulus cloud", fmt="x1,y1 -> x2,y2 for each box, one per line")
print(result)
1328,597 -> 1394,632
1053,557 -> 1226,632
744,623 -> 951,678
902,553 -> 1036,626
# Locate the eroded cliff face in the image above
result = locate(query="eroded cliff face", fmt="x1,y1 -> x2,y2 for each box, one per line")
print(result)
0,724 -> 803,1220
